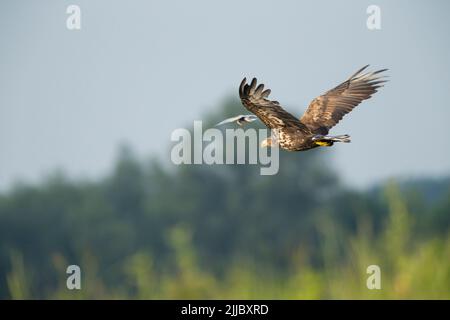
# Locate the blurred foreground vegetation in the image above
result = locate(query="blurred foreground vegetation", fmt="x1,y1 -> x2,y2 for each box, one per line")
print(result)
1,99 -> 449,299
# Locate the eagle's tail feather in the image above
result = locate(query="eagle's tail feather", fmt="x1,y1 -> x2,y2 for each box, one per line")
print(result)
313,134 -> 351,146
327,134 -> 351,143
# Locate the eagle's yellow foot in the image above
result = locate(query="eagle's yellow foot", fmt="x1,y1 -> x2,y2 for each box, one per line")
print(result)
315,140 -> 334,147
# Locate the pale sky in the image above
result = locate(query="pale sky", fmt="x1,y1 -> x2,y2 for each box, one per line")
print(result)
1,0 -> 449,190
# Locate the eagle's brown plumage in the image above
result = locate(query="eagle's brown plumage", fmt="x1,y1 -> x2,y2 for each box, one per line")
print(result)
239,65 -> 387,151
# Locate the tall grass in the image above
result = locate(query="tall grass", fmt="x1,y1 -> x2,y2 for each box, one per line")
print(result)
5,185 -> 450,299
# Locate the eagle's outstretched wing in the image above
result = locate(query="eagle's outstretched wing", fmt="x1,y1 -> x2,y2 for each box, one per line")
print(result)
239,78 -> 309,132
300,65 -> 388,134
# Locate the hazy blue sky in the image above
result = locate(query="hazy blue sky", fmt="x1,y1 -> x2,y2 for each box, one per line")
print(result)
1,0 -> 449,190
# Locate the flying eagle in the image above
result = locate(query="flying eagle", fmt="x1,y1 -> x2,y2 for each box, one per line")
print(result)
219,65 -> 387,151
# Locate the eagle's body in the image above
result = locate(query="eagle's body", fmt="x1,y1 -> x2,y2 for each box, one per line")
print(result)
272,127 -> 318,151
237,65 -> 387,152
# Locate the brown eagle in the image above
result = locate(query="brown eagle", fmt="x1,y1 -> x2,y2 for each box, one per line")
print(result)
230,65 -> 387,151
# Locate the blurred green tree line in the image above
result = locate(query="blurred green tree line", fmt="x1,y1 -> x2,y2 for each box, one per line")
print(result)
0,99 -> 449,299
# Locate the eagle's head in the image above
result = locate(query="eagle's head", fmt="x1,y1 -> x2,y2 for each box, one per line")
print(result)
260,137 -> 272,148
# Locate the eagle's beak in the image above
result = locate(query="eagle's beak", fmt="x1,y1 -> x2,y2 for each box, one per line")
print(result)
260,138 -> 272,148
